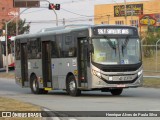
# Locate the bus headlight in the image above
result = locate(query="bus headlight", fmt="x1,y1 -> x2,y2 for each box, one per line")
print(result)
92,69 -> 101,78
138,69 -> 143,76
92,69 -> 96,76
96,72 -> 101,78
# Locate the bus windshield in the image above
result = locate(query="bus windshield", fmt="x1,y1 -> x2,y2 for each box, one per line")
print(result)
91,37 -> 141,65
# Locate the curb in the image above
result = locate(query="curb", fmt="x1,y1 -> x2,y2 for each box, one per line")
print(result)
41,108 -> 78,120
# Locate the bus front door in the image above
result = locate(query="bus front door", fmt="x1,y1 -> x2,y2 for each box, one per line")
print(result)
78,38 -> 88,88
42,41 -> 52,88
21,43 -> 28,87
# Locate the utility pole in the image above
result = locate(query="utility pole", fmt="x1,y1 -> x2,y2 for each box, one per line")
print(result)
124,0 -> 127,25
63,18 -> 65,26
5,8 -> 28,73
53,9 -> 58,26
107,15 -> 110,24
0,29 -> 3,68
131,5 -> 133,22
0,40 -> 3,68
16,8 -> 19,36
45,0 -> 59,26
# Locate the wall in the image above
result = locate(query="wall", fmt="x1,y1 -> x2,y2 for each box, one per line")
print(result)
94,0 -> 160,33
0,0 -> 20,29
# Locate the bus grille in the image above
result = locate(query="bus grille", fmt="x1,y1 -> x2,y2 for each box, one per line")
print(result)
101,76 -> 138,84
102,67 -> 138,72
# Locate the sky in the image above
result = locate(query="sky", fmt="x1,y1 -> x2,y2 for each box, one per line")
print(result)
20,0 -> 146,33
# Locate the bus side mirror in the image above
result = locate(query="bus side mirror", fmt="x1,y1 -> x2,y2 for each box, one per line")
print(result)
88,44 -> 94,53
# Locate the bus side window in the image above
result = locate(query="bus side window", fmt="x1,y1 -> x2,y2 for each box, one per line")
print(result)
27,40 -> 31,59
28,40 -> 36,59
36,39 -> 41,58
68,47 -> 76,57
1,41 -> 6,56
63,35 -> 77,57
32,41 -> 37,58
65,36 -> 72,45
31,41 -> 34,58
15,39 -> 20,60
56,35 -> 62,58
51,41 -> 60,58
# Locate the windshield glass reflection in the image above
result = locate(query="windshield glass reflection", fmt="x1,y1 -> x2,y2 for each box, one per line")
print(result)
91,38 -> 141,65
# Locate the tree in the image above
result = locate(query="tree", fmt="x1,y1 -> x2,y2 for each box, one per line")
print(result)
2,19 -> 30,36
142,31 -> 160,57
1,19 -> 30,56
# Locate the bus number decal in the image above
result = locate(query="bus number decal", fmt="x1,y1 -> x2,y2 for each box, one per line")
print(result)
28,62 -> 31,69
72,59 -> 77,66
52,64 -> 54,69
74,70 -> 78,75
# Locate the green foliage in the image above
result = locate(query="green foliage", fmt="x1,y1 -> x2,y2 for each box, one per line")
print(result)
143,32 -> 158,44
142,32 -> 160,57
2,19 -> 30,36
0,29 -> 2,36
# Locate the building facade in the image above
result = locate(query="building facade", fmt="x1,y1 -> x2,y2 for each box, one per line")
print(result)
0,0 -> 19,68
0,0 -> 19,29
94,0 -> 160,33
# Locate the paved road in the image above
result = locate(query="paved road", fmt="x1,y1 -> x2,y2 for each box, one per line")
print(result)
0,78 -> 160,120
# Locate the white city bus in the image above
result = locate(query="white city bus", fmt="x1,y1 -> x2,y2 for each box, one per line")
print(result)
15,25 -> 143,96
0,36 -> 15,69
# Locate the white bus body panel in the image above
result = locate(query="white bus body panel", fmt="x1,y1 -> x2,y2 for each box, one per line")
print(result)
90,64 -> 143,89
51,57 -> 78,89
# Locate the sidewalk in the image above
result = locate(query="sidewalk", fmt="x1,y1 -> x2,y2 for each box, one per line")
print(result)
0,71 -> 15,79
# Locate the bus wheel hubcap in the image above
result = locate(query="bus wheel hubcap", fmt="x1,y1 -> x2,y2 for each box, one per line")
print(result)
33,79 -> 37,91
69,81 -> 76,91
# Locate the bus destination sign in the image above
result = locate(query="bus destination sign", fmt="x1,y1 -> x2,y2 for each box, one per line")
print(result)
98,29 -> 129,35
95,28 -> 131,35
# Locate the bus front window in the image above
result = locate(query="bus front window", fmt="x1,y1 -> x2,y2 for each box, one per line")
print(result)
120,38 -> 141,64
91,38 -> 141,65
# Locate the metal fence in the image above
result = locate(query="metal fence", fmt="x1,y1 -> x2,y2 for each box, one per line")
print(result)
142,40 -> 160,72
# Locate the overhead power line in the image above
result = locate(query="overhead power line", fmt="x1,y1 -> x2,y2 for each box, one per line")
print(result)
61,8 -> 93,17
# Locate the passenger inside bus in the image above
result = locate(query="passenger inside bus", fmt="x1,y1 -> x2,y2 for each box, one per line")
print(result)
68,47 -> 76,57
92,40 -> 107,62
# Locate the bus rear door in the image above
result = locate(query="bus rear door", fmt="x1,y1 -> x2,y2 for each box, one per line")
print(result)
21,43 -> 28,87
42,41 -> 52,88
78,38 -> 89,88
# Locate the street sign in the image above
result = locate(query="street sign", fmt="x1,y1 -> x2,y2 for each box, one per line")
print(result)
48,3 -> 61,10
13,0 -> 40,8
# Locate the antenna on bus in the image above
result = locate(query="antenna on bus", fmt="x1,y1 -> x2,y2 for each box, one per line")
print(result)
38,26 -> 65,33
37,24 -> 91,33
64,24 -> 91,28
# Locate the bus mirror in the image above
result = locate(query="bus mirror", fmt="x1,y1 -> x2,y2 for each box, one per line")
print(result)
89,44 -> 94,53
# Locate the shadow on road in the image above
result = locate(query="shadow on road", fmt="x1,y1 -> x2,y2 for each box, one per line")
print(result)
46,90 -> 130,98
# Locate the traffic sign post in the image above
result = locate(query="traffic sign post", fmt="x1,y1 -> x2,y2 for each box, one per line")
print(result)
5,8 -> 28,73
13,0 -> 59,26
49,3 -> 60,10
13,0 -> 40,8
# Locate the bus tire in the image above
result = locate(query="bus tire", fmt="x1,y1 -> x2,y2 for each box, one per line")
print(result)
66,75 -> 81,96
30,75 -> 48,94
110,88 -> 123,96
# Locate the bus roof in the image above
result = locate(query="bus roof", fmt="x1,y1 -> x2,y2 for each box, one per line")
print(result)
15,24 -> 137,39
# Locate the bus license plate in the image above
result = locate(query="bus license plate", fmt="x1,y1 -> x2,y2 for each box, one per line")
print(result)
118,76 -> 133,81
117,84 -> 126,87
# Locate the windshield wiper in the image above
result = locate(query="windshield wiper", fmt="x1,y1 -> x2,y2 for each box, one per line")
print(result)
122,36 -> 130,48
103,36 -> 116,49
122,36 -> 130,56
103,36 -> 117,56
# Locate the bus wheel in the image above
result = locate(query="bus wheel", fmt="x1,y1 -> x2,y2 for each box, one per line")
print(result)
66,75 -> 81,96
110,88 -> 123,96
30,75 -> 48,94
